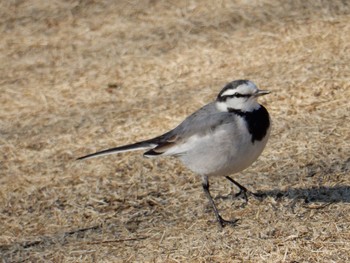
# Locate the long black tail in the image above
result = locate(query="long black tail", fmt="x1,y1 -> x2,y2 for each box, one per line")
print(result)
76,140 -> 156,160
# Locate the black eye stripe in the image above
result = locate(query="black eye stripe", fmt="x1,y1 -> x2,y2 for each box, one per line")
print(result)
232,93 -> 251,98
220,93 -> 251,100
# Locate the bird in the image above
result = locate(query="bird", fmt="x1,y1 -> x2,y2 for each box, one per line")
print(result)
77,79 -> 271,227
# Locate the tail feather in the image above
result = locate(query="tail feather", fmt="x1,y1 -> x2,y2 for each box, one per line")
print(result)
77,141 -> 156,160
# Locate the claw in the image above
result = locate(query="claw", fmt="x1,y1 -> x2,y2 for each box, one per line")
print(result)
217,216 -> 239,228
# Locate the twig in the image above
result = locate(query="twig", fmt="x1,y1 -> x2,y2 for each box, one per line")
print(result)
4,224 -> 102,251
64,224 -> 102,236
85,236 -> 149,245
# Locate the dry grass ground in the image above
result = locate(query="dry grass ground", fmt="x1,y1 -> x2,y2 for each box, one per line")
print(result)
1,0 -> 350,262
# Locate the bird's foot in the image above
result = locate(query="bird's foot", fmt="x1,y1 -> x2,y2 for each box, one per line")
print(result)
250,191 -> 267,200
233,189 -> 266,205
216,215 -> 239,228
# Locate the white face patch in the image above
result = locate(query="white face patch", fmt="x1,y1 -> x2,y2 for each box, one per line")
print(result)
226,96 -> 260,111
216,81 -> 261,112
216,80 -> 265,112
216,97 -> 260,112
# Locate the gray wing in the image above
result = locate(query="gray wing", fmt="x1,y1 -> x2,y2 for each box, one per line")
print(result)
144,102 -> 235,156
170,103 -> 232,136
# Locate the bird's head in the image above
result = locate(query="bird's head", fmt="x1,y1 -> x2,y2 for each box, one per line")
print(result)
216,80 -> 270,112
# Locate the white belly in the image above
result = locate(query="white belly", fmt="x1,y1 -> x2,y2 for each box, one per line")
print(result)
178,120 -> 270,177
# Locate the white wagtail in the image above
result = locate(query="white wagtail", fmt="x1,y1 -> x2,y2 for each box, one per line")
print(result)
78,80 -> 271,227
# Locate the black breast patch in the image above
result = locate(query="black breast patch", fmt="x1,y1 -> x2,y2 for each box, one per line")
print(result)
228,106 -> 270,143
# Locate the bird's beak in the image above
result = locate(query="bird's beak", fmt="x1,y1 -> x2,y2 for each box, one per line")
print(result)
254,90 -> 270,97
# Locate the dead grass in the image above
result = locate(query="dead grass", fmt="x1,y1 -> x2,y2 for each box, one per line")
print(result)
1,0 -> 350,262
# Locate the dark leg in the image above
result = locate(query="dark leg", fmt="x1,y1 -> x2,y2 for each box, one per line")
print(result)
202,176 -> 238,228
225,176 -> 265,203
225,176 -> 249,202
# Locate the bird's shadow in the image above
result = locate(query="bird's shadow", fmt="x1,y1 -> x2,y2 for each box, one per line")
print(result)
255,185 -> 350,203
216,185 -> 350,205
238,159 -> 350,204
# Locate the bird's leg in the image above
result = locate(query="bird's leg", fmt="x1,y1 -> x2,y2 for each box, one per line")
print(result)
202,176 -> 238,228
225,176 -> 265,203
225,176 -> 249,202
